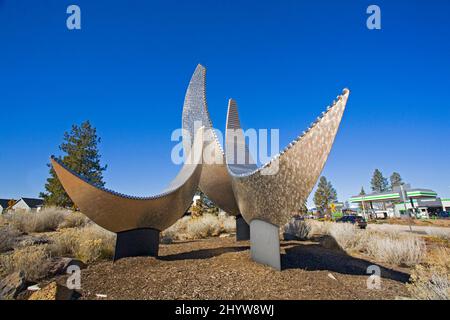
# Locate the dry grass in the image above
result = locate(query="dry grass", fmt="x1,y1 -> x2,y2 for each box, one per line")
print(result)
162,214 -> 236,241
0,225 -> 21,253
283,219 -> 313,240
407,247 -> 450,299
313,221 -> 426,267
49,224 -> 115,263
0,214 -> 8,227
58,211 -> 91,229
0,245 -> 51,282
0,223 -> 115,282
365,232 -> 426,267
5,207 -> 67,233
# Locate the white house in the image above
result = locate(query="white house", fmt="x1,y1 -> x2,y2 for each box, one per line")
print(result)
11,198 -> 44,212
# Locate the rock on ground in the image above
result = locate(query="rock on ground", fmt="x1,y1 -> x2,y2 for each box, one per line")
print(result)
48,257 -> 86,276
0,271 -> 26,300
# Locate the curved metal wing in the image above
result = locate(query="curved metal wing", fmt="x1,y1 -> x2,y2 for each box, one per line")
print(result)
182,64 -> 240,215
51,127 -> 205,233
225,89 -> 350,226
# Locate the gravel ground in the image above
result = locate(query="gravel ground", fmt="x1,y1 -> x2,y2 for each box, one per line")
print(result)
73,236 -> 410,300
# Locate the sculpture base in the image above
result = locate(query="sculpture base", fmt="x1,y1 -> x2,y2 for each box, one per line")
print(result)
114,228 -> 160,261
250,220 -> 281,271
236,214 -> 250,241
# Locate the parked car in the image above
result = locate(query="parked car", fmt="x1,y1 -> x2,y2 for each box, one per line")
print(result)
336,215 -> 367,229
437,211 -> 450,219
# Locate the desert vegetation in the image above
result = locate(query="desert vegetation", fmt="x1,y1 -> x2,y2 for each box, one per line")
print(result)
1,206 -> 449,300
284,219 -> 426,267
0,207 -> 114,284
161,213 -> 235,242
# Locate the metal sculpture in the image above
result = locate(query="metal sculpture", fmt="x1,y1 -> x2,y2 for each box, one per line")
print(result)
51,127 -> 204,260
50,64 -> 349,270
225,90 -> 350,270
182,64 -> 250,240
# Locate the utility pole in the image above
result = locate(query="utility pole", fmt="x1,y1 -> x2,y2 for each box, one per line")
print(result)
400,184 -> 413,232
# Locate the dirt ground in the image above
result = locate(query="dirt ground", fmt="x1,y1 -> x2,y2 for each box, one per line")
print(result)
379,218 -> 450,228
65,236 -> 411,300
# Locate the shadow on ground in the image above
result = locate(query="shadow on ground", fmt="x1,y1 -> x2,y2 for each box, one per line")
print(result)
159,245 -> 249,261
281,241 -> 410,283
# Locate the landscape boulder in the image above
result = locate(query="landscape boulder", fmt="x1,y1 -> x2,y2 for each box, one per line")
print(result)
48,257 -> 86,276
0,271 -> 27,300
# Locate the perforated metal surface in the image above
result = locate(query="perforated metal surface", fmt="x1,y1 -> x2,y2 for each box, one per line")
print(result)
225,90 -> 349,227
51,128 -> 204,233
182,64 -> 240,215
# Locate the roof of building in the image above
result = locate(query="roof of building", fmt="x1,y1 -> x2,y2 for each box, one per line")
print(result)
15,198 -> 44,208
350,188 -> 437,203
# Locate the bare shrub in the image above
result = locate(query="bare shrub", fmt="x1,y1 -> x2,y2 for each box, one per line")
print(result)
50,224 -> 115,263
7,207 -> 67,233
308,220 -> 333,236
162,213 -> 236,241
407,247 -> 450,299
284,219 -> 312,240
317,221 -> 426,267
186,214 -> 221,239
364,231 -> 426,267
325,223 -> 360,251
0,226 -> 21,253
219,214 -> 236,234
0,214 -> 8,226
0,245 -> 51,281
58,211 -> 90,229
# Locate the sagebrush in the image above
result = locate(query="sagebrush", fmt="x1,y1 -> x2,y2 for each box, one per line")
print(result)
162,213 -> 236,241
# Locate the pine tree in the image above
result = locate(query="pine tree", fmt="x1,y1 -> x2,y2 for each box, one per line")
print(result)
371,169 -> 388,193
40,121 -> 107,207
313,176 -> 337,214
190,188 -> 220,216
390,172 -> 403,189
298,200 -> 308,216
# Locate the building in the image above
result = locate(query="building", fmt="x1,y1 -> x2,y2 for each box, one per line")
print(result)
11,198 -> 44,212
349,186 -> 448,218
394,198 -> 450,218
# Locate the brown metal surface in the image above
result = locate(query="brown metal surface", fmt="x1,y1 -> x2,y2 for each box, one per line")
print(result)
182,64 -> 240,215
225,90 -> 350,227
51,128 -> 204,233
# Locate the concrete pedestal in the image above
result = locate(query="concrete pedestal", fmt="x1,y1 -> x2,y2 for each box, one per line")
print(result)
114,228 -> 160,261
250,219 -> 281,271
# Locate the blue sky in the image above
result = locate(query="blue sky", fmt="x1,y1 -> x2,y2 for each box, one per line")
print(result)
0,0 -> 449,206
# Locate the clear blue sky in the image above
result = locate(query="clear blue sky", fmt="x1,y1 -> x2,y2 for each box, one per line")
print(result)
1,0 -> 449,206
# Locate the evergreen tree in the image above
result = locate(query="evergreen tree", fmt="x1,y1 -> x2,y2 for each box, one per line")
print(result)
190,188 -> 220,216
371,169 -> 388,193
298,200 -> 308,216
313,176 -> 337,214
390,172 -> 403,189
40,121 -> 107,207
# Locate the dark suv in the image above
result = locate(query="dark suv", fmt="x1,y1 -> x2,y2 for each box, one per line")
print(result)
336,215 -> 367,229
